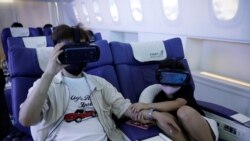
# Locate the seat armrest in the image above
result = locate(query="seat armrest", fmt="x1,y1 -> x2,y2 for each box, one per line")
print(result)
197,100 -> 250,127
118,120 -> 160,141
197,100 -> 250,141
197,101 -> 236,120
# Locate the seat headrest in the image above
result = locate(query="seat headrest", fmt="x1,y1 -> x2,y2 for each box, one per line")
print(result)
22,36 -> 47,48
8,36 -> 54,77
130,41 -> 167,62
8,47 -> 53,77
10,28 -> 30,37
7,36 -> 54,49
86,40 -> 113,70
110,38 -> 184,65
9,40 -> 110,77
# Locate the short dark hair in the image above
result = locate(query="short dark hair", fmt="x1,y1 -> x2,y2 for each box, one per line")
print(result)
52,24 -> 90,43
11,22 -> 23,27
43,24 -> 53,28
158,59 -> 186,71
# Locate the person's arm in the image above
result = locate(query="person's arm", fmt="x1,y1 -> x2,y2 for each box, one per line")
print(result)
123,105 -> 138,121
131,98 -> 187,113
19,43 -> 66,126
19,73 -> 54,126
148,98 -> 187,112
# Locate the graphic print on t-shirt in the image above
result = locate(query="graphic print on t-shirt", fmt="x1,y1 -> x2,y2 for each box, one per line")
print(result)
64,95 -> 97,123
55,76 -> 107,141
63,76 -> 97,123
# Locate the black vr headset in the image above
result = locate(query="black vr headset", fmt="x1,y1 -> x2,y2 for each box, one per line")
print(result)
58,27 -> 100,64
156,68 -> 190,86
58,43 -> 100,64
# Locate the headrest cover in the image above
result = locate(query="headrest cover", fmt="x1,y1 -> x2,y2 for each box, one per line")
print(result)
130,41 -> 167,62
36,47 -> 53,71
23,36 -> 47,48
10,28 -> 29,37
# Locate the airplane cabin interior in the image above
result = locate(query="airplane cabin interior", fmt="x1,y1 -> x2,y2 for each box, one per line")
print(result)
0,0 -> 249,141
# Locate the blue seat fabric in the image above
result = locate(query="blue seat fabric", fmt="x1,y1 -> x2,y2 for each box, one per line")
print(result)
1,28 -> 41,61
109,38 -> 188,140
109,38 -> 189,103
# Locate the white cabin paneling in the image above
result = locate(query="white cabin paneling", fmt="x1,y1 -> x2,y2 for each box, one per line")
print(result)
193,73 -> 250,117
83,0 -> 250,43
16,1 -> 51,27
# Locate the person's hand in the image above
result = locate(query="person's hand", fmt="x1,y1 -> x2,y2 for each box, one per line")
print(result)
176,98 -> 187,105
45,42 -> 68,76
135,109 -> 154,124
130,103 -> 150,113
154,112 -> 181,134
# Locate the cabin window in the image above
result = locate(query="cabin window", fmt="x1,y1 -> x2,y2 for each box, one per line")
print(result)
212,0 -> 239,21
93,0 -> 102,23
109,0 -> 119,22
72,6 -> 80,23
162,0 -> 179,21
129,0 -> 143,22
81,2 -> 90,23
0,0 -> 13,3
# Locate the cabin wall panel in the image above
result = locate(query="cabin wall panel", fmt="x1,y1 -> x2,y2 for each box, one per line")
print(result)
194,77 -> 250,117
0,4 -> 15,61
16,1 -> 51,27
186,38 -> 250,83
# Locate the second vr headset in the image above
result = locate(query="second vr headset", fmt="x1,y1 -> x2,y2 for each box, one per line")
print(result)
156,68 -> 190,86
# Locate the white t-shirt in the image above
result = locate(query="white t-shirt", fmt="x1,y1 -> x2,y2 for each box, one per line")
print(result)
54,76 -> 107,141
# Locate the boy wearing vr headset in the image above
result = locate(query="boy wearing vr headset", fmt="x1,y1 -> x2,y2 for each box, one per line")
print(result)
19,24 -> 136,141
131,59 -> 218,141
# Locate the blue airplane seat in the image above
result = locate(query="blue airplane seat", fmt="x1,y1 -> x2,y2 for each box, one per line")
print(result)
1,27 -> 41,61
109,38 -> 188,103
94,32 -> 102,41
7,36 -> 55,139
109,38 -> 250,141
87,30 -> 102,43
109,38 -> 188,140
43,27 -> 53,36
36,27 -> 44,36
5,36 -> 54,117
86,40 -> 120,91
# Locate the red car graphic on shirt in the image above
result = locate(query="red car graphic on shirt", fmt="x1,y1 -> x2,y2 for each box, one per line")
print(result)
64,109 -> 97,123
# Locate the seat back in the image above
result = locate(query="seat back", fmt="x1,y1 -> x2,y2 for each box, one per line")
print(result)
94,32 -> 102,41
5,36 -> 54,117
7,36 -> 54,51
8,37 -> 54,135
85,40 -> 120,90
43,27 -> 53,36
109,38 -> 196,140
109,38 -> 194,103
1,27 -> 41,60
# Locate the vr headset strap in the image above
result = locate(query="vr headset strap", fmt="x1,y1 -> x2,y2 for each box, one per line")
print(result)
71,27 -> 81,43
